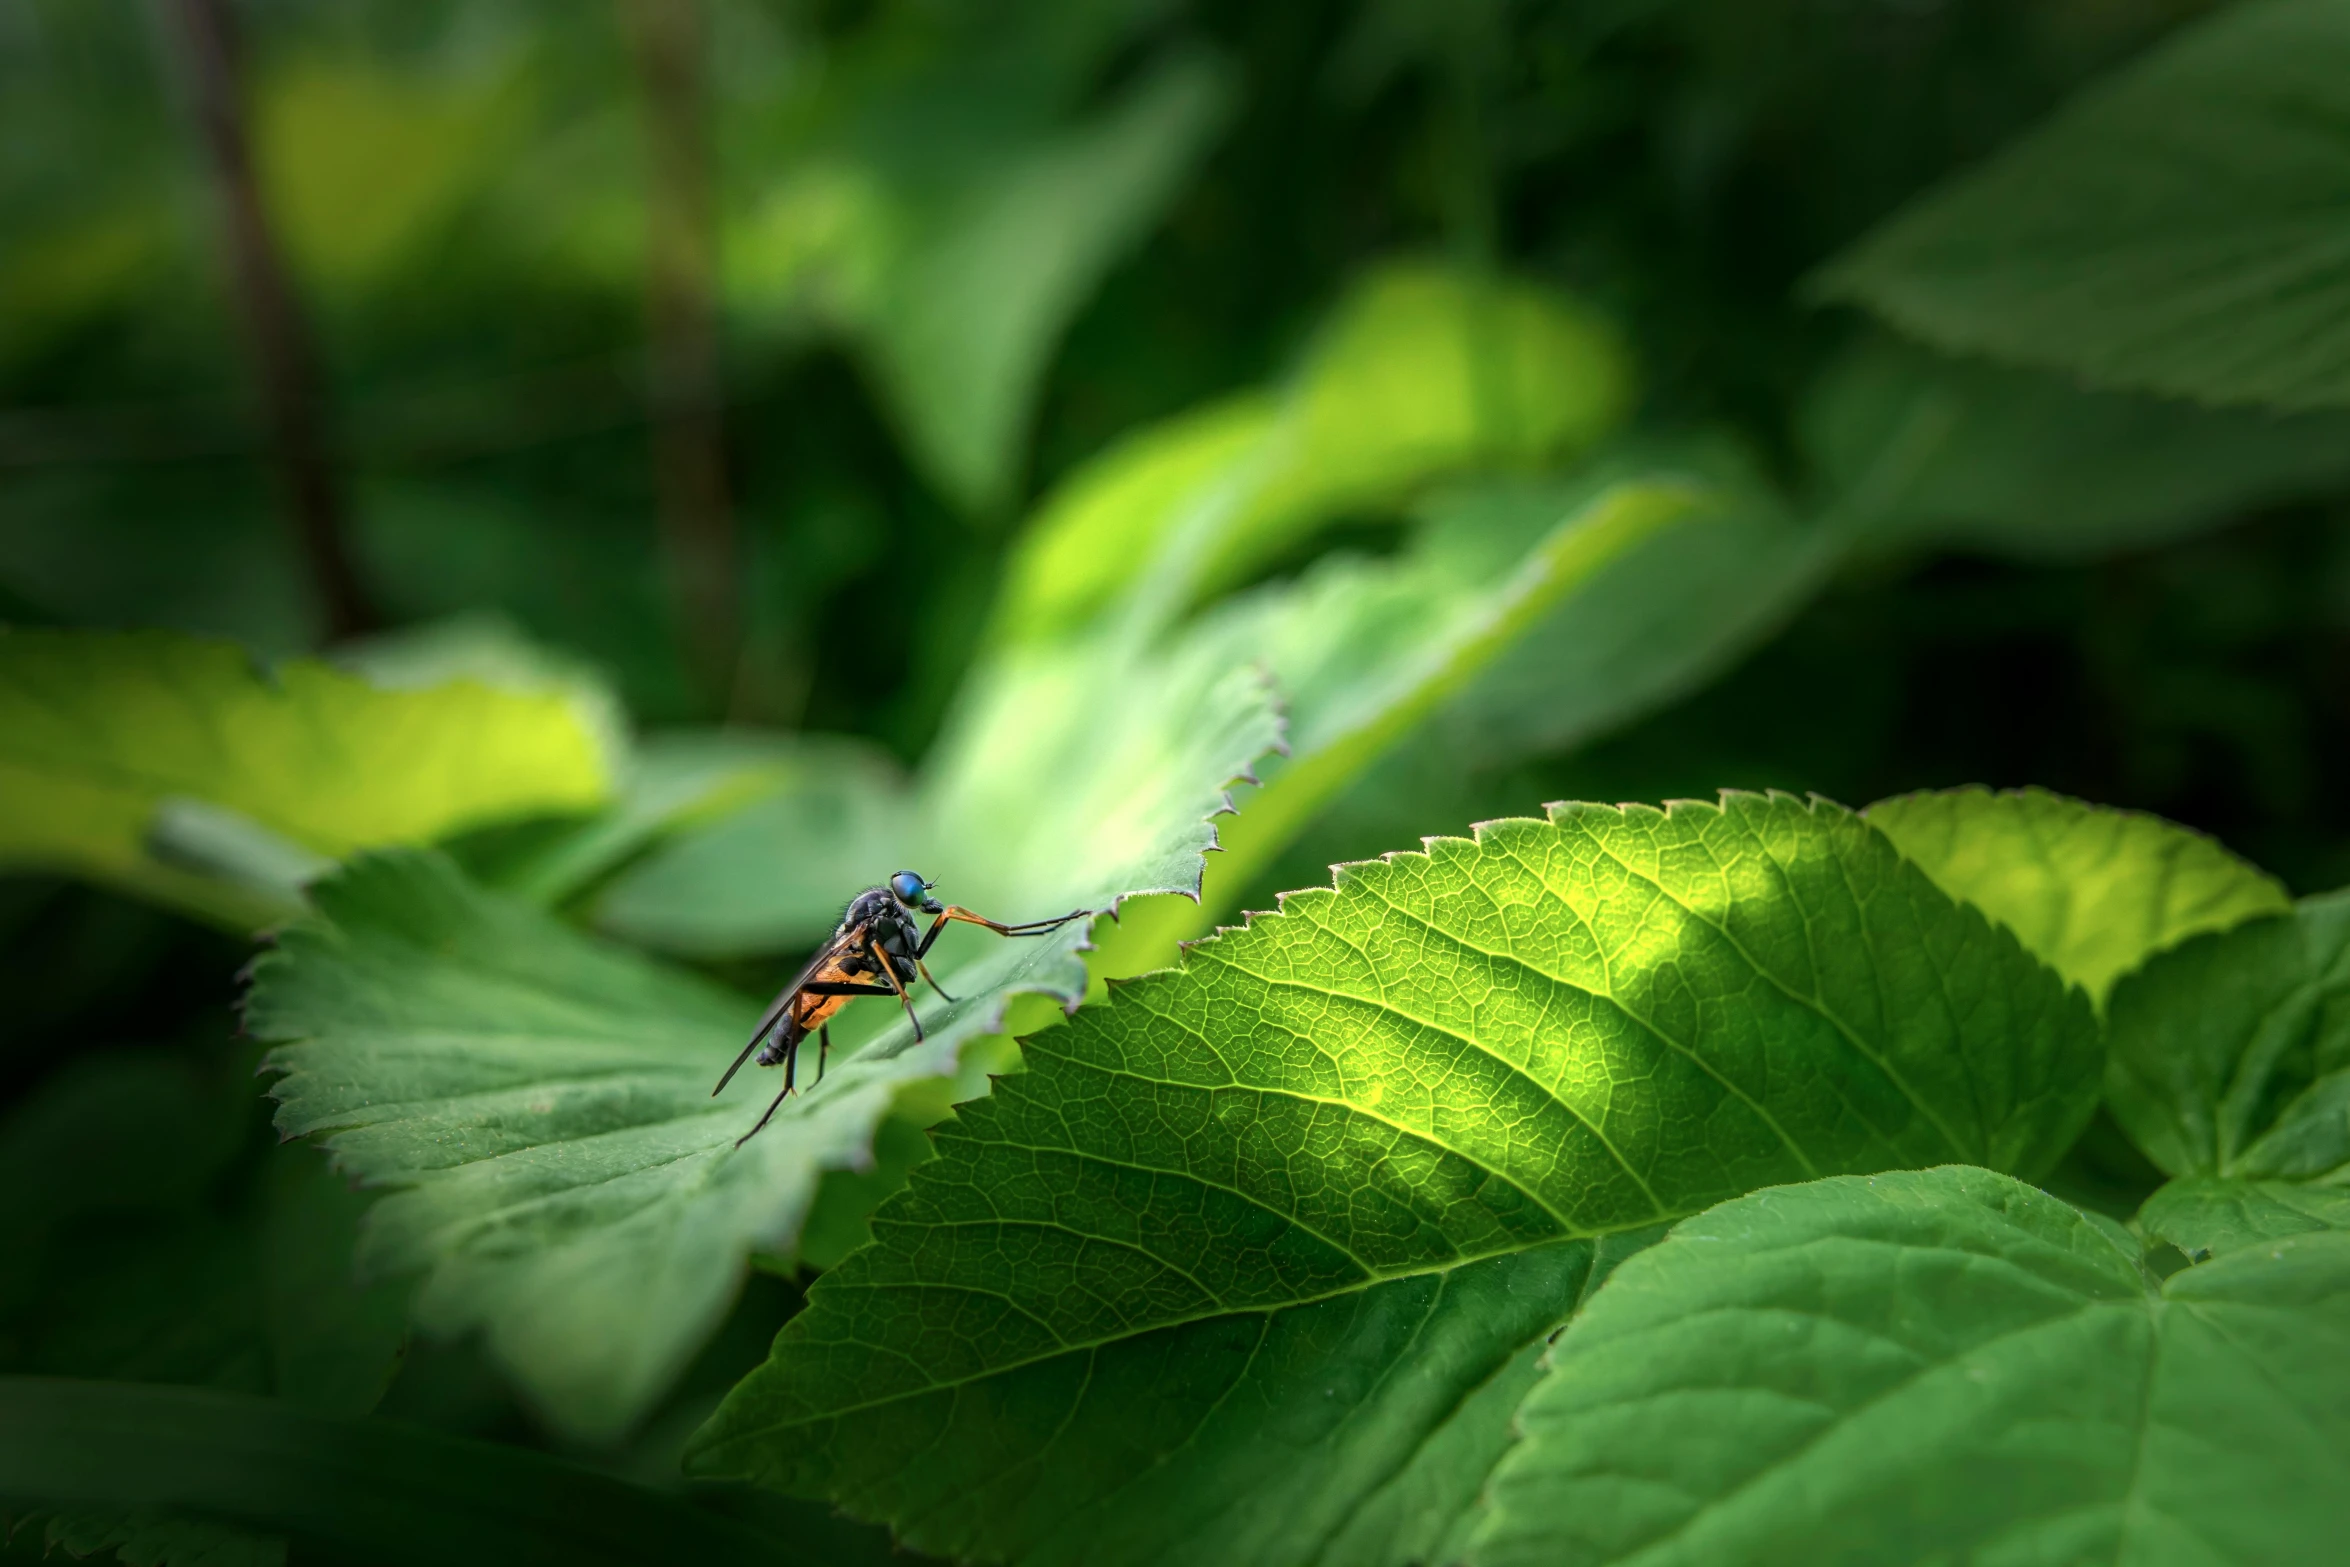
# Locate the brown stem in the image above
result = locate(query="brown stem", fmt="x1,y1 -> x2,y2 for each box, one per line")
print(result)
618,0 -> 738,709
170,0 -> 376,641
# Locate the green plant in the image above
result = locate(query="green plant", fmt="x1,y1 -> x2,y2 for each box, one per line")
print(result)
10,0 -> 2350,1561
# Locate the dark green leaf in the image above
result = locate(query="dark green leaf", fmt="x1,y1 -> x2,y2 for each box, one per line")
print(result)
1817,0 -> 2350,411
0,1378 -> 884,1567
1473,1165 -> 2350,1566
2107,890 -> 2350,1181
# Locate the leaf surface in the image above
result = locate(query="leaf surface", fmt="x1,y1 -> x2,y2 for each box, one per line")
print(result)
1817,0 -> 2350,411
1866,785 -> 2287,1006
2106,889 -> 2350,1182
252,652 -> 1278,1440
0,628 -> 612,929
689,795 -> 2099,1566
1472,1165 -> 2350,1567
1805,337 -> 2350,558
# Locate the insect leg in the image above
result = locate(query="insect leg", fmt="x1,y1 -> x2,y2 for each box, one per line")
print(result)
817,1023 -> 830,1084
736,1081 -> 792,1147
865,932 -> 925,1042
913,905 -> 1088,958
917,960 -> 960,1003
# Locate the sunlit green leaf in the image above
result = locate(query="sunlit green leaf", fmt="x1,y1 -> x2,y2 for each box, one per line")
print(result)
1473,1165 -> 2350,1566
0,629 -> 615,930
688,795 -> 2099,1565
1867,785 -> 2288,1007
992,262 -> 1632,644
1817,0 -> 2350,411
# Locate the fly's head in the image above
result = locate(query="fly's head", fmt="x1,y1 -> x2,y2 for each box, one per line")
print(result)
889,869 -> 944,915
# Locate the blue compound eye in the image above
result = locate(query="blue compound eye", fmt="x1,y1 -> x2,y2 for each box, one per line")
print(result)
890,870 -> 927,904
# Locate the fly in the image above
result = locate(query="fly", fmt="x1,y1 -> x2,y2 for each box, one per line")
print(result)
713,870 -> 1084,1146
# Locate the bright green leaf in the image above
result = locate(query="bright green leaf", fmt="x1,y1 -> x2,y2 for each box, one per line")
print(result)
688,795 -> 2098,1565
992,262 -> 1632,644
1866,785 -> 2288,1006
0,629 -> 614,930
2106,890 -> 2350,1182
1473,1165 -> 2350,1567
1816,0 -> 2350,412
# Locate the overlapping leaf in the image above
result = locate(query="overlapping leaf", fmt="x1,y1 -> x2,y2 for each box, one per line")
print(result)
1804,338 -> 2350,559
1474,1166 -> 2350,1566
1867,785 -> 2288,1007
0,628 -> 614,930
1818,0 -> 2350,411
992,262 -> 1631,645
251,654 -> 1279,1441
2107,889 -> 2350,1189
688,794 -> 2099,1566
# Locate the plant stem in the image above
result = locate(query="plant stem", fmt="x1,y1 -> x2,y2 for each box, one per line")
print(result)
169,0 -> 376,642
618,0 -> 739,711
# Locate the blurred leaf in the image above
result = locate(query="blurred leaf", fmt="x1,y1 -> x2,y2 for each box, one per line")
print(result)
993,262 -> 1633,643
1095,474 -> 1699,973
688,795 -> 2099,1565
0,1051 -> 406,1567
2106,889 -> 2350,1182
257,57 -> 521,294
0,1378 -> 886,1567
594,737 -> 911,955
1806,338 -> 2350,558
1471,1166 -> 2350,1566
1866,785 -> 2290,1007
734,51 -> 1231,513
1415,441 -> 1835,770
860,52 -> 1232,513
0,629 -> 615,930
253,648 -> 1277,1440
1817,0 -> 2350,411
26,1506 -> 282,1567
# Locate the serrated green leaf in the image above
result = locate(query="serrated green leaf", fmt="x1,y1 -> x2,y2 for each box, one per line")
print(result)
1816,0 -> 2350,412
993,262 -> 1631,645
252,651 -> 1279,1441
1866,785 -> 2288,1007
2138,1174 -> 2350,1258
2106,890 -> 2350,1185
1806,337 -> 2350,559
1473,1165 -> 2350,1567
688,794 -> 2099,1566
0,629 -> 613,931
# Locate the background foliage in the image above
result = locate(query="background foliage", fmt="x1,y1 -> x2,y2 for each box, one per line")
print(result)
6,0 -> 2350,1562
